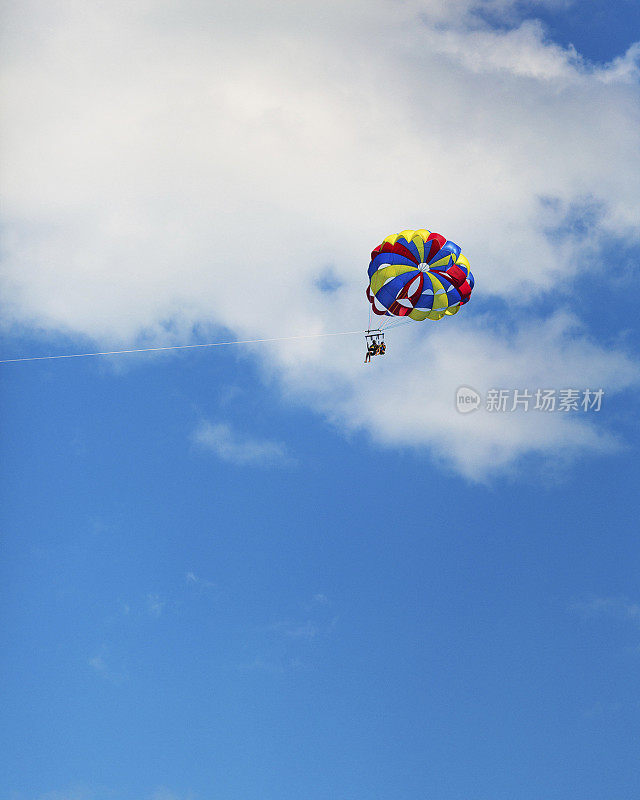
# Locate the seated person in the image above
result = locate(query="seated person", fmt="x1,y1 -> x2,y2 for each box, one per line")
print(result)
365,340 -> 379,363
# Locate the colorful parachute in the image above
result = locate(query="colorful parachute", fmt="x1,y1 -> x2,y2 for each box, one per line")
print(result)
366,229 -> 474,321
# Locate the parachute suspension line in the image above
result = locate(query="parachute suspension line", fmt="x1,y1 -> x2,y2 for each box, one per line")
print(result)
383,318 -> 411,332
0,329 -> 365,365
379,315 -> 403,332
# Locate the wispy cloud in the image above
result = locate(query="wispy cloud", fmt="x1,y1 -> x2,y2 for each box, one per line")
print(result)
185,571 -> 216,591
150,789 -> 194,800
88,653 -> 109,675
269,620 -> 320,641
146,593 -> 165,618
35,787 -> 189,800
313,593 -> 328,605
269,593 -> 336,641
37,789 -> 100,800
88,647 -> 127,684
192,421 -> 291,466
237,657 -> 287,675
570,597 -> 640,625
118,600 -> 130,616
239,593 -> 337,674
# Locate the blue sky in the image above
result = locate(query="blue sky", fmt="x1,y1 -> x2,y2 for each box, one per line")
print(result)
3,343 -> 640,800
517,0 -> 640,62
2,1 -> 640,799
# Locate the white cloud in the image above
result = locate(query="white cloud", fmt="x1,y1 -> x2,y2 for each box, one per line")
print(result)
1,0 -> 639,478
271,311 -> 638,479
193,420 -> 290,466
422,19 -> 584,79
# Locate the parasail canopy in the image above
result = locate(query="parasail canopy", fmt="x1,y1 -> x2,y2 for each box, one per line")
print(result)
366,229 -> 474,322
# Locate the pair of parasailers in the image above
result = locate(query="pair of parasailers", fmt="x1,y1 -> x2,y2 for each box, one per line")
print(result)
364,340 -> 386,363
